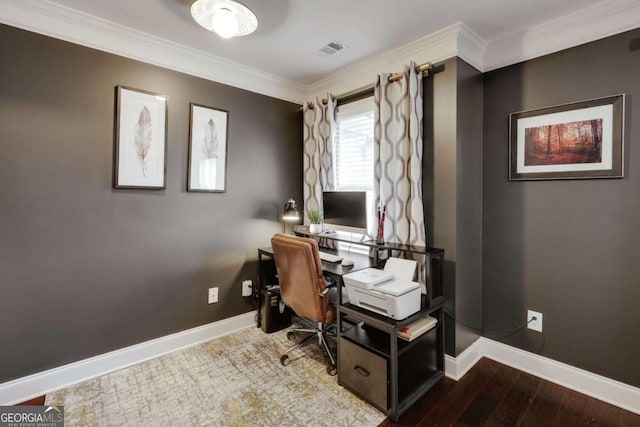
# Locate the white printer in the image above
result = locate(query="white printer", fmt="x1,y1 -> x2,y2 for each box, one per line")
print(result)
343,258 -> 421,320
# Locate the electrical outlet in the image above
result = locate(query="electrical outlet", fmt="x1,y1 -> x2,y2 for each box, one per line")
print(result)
527,310 -> 543,332
242,280 -> 253,297
208,287 -> 219,304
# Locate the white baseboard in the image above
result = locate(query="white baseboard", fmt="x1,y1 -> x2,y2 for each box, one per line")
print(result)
444,338 -> 484,381
444,337 -> 640,415
0,311 -> 256,405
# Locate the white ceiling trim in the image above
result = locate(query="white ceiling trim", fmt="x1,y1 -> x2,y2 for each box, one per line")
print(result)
1,0 -> 638,104
0,0 -> 308,104
307,22 -> 485,99
457,22 -> 488,73
484,0 -> 640,71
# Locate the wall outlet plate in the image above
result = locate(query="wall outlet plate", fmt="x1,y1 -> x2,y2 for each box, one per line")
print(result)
527,310 -> 543,332
208,287 -> 218,304
242,280 -> 253,297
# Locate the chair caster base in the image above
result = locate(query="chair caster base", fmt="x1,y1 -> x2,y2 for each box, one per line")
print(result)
327,364 -> 337,376
280,354 -> 291,366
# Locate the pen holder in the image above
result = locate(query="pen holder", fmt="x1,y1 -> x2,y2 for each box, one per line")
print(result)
376,221 -> 384,244
376,205 -> 386,244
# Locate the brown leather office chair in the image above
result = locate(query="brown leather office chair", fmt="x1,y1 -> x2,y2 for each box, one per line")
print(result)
270,233 -> 337,375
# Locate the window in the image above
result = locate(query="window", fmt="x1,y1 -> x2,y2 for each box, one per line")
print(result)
334,97 -> 374,191
332,96 -> 375,240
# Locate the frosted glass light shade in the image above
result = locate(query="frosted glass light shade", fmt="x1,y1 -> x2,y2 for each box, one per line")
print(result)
282,199 -> 300,222
191,0 -> 258,38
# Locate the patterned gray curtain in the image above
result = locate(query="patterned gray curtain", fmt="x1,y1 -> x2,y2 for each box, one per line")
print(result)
374,62 -> 427,290
302,95 -> 336,222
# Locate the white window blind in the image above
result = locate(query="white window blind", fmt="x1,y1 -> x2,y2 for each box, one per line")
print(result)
334,97 -> 374,191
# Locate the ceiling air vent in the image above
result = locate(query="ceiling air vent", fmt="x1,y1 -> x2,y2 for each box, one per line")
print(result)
315,41 -> 347,57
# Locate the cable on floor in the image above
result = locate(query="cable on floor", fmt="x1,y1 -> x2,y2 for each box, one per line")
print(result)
443,307 -> 537,341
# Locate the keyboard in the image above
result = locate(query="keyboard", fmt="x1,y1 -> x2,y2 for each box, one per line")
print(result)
318,251 -> 343,263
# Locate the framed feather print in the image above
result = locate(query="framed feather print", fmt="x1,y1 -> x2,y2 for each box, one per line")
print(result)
114,86 -> 167,189
188,103 -> 229,192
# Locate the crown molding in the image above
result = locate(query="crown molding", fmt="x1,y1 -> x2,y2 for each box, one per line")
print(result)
309,0 -> 639,97
307,22 -> 483,99
0,0 -> 307,104
484,0 -> 640,71
456,22 -> 487,72
1,0 -> 637,103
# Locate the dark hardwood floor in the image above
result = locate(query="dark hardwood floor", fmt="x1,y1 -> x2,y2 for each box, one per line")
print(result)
16,396 -> 45,406
380,358 -> 640,427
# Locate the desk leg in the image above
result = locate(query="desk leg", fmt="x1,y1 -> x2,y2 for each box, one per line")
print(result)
336,275 -> 342,371
256,251 -> 263,328
389,329 -> 399,420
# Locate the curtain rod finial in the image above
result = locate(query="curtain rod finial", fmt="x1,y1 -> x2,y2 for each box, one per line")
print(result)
418,62 -> 433,76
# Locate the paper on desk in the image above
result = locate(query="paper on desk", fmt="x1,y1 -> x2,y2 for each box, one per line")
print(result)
383,257 -> 417,281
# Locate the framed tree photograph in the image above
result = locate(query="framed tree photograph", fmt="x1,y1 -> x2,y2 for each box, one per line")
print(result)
509,94 -> 624,180
114,86 -> 167,189
188,103 -> 229,192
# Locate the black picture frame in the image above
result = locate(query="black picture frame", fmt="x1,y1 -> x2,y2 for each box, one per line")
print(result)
509,94 -> 624,181
187,103 -> 229,193
114,86 -> 168,189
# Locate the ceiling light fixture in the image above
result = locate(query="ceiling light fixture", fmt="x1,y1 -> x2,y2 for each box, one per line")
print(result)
191,0 -> 258,39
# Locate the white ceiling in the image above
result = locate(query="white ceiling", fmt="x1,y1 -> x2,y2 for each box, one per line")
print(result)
41,0 -> 612,85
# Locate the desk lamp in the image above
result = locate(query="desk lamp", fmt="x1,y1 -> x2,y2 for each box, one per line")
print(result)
282,198 -> 300,233
282,198 -> 300,221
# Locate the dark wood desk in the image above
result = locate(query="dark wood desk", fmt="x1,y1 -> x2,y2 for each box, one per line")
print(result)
293,226 -> 445,308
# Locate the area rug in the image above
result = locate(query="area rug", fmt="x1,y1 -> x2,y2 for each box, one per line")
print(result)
45,323 -> 385,426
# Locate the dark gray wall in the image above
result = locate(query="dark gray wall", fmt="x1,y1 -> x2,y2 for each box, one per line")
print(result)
0,24 -> 302,383
426,57 -> 457,355
454,58 -> 483,354
426,57 -> 483,356
483,28 -> 640,387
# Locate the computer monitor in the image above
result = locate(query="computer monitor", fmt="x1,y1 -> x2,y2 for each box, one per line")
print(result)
322,191 -> 368,234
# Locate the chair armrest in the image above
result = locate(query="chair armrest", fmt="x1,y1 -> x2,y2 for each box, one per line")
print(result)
319,275 -> 337,297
